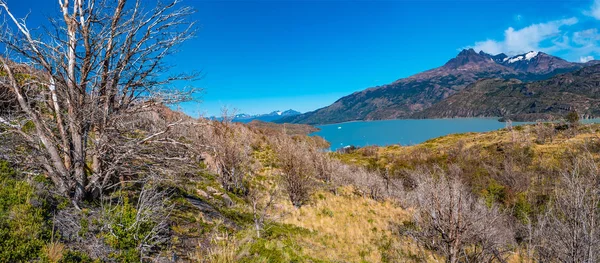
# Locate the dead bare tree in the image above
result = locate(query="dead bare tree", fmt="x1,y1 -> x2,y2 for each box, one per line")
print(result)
534,154 -> 600,263
273,136 -> 315,208
310,146 -> 334,183
0,0 -> 197,205
249,185 -> 277,238
206,120 -> 255,195
534,121 -> 555,145
405,165 -> 514,263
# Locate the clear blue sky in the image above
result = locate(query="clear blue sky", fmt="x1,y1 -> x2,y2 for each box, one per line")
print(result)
5,0 -> 600,117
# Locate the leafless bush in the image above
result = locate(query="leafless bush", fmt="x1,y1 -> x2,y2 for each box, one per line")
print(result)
86,107 -> 204,199
534,154 -> 600,263
403,165 -> 514,263
54,207 -> 113,260
333,162 -> 389,199
534,121 -> 555,145
273,136 -> 315,208
249,186 -> 277,238
483,157 -> 530,195
310,148 -> 335,183
205,121 -> 255,195
54,179 -> 173,261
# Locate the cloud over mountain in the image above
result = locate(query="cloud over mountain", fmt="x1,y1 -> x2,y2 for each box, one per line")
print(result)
580,55 -> 595,62
468,18 -> 578,56
467,0 -> 600,63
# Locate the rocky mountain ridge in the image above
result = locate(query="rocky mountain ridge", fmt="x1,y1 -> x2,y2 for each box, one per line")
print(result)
278,49 -> 598,124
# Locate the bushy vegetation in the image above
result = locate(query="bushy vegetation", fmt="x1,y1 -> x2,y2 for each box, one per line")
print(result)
2,0 -> 600,261
0,161 -> 50,262
3,102 -> 600,262
335,122 -> 600,262
103,191 -> 169,262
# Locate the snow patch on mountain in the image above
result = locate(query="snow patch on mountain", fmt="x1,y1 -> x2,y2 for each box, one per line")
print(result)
210,109 -> 302,123
506,51 -> 539,63
525,51 -> 539,60
508,56 -> 524,63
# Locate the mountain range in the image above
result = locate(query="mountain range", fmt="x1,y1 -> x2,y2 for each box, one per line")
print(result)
414,65 -> 600,121
278,49 -> 600,124
213,109 -> 301,123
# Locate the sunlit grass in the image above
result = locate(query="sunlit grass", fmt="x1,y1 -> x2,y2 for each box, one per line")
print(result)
276,186 -> 423,262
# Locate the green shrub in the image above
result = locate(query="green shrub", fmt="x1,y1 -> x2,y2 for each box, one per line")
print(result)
59,250 -> 95,263
481,179 -> 507,207
103,197 -> 151,262
0,160 -> 50,262
320,208 -> 334,218
566,111 -> 580,125
513,192 -> 532,224
103,192 -> 168,262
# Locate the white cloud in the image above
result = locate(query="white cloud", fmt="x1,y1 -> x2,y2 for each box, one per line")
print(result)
585,0 -> 600,19
566,29 -> 600,60
469,18 -> 578,55
469,39 -> 503,55
573,29 -> 600,45
580,55 -> 595,62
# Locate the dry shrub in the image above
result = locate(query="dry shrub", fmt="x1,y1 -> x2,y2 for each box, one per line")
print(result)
403,165 -> 514,263
327,160 -> 397,200
272,136 -> 315,208
42,242 -> 65,263
205,121 -> 256,195
360,146 -> 379,157
534,154 -> 600,262
310,147 -> 335,183
534,121 -> 555,145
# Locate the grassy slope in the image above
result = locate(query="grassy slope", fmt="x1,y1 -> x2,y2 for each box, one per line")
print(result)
5,119 -> 598,262
170,123 -> 600,262
335,123 -> 600,216
278,187 -> 417,262
177,151 -> 425,262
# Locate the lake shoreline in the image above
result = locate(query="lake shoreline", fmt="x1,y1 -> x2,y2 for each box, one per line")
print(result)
310,118 -> 600,151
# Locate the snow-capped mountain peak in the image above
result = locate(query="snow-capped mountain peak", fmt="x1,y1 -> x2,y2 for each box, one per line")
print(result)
210,109 -> 302,123
525,51 -> 539,60
505,51 -> 539,63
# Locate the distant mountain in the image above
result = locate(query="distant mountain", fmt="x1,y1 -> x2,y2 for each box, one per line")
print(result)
213,109 -> 301,123
414,64 -> 600,121
278,49 -> 598,125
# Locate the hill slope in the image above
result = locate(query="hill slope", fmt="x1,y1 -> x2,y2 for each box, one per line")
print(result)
414,64 -> 600,121
279,49 -> 596,125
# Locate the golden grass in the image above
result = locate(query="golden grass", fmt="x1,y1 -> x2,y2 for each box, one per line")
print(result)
341,124 -> 600,170
188,123 -> 600,262
275,186 -> 428,263
43,242 -> 65,263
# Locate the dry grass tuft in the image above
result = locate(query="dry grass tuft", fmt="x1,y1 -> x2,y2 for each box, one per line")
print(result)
43,242 -> 65,263
277,187 -> 413,262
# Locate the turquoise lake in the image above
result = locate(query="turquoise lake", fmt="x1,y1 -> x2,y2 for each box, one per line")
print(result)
311,118 -> 523,150
312,118 -> 600,150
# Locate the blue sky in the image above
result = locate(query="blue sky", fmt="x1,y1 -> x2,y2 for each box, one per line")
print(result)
5,0 -> 600,116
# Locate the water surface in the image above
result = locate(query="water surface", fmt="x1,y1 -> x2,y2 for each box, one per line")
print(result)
311,118 -> 524,151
